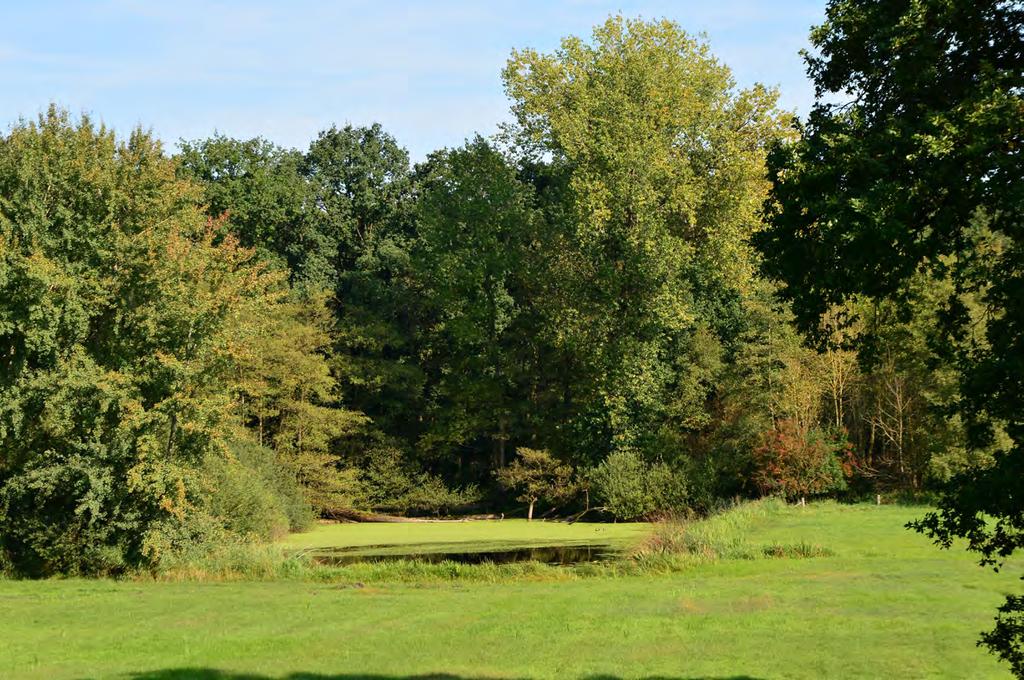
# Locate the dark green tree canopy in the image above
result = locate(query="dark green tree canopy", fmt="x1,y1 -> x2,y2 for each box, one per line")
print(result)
177,134 -> 333,288
758,0 -> 1023,325
304,123 -> 412,275
413,138 -> 540,467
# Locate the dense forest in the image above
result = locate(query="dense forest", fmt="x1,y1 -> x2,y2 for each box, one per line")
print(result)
0,11 -> 1012,583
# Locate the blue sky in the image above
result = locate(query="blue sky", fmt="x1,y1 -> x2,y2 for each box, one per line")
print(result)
1,1 -> 827,160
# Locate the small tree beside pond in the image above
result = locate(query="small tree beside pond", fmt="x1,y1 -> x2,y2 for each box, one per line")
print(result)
496,448 -> 574,520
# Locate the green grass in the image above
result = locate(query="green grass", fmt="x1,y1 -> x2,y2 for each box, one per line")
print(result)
280,518 -> 651,555
2,502 -> 1016,679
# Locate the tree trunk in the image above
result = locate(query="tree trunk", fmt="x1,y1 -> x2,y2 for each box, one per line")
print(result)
491,415 -> 509,469
166,413 -> 178,458
498,416 -> 507,468
528,499 -> 535,521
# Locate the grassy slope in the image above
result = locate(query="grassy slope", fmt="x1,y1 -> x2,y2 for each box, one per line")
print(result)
2,503 -> 1014,679
280,519 -> 651,555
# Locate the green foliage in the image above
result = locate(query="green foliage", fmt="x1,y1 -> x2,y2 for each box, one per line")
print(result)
590,450 -> 650,520
180,125 -> 424,490
303,124 -> 427,471
704,282 -> 834,499
401,475 -> 481,517
983,594 -> 1024,679
645,461 -> 691,512
202,440 -> 313,541
755,0 -> 1023,672
0,107 -> 279,575
0,108 -> 369,575
751,420 -> 848,501
590,449 -> 689,520
228,287 -> 367,514
177,135 -> 333,288
413,138 -> 540,471
304,123 -> 412,276
355,441 -> 479,515
503,15 -> 788,460
495,448 -> 574,519
352,440 -> 415,509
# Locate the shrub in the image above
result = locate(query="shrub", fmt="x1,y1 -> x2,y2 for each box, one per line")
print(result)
590,450 -> 690,520
590,450 -> 649,520
403,475 -> 481,516
357,443 -> 479,516
202,440 -> 314,541
357,442 -> 415,510
647,462 -> 690,512
752,420 -> 848,501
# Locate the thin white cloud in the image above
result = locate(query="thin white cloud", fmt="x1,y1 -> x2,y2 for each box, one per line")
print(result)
0,0 -> 825,158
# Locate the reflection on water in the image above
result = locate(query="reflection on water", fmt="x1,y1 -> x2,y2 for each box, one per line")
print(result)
309,543 -> 618,566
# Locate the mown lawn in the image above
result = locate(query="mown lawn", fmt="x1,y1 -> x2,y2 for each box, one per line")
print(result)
2,503 -> 1014,679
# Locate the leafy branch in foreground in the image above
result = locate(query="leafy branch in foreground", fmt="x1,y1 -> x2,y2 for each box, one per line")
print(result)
756,0 -> 1024,672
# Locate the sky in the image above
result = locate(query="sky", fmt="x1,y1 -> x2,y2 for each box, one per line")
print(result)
1,0 -> 828,160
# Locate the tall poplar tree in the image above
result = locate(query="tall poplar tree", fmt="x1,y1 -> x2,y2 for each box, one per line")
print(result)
503,16 -> 788,462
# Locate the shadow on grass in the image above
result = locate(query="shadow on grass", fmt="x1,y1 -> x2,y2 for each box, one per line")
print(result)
121,670 -> 765,680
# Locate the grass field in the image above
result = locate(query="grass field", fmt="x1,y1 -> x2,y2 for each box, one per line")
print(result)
280,518 -> 651,557
2,502 -> 1015,679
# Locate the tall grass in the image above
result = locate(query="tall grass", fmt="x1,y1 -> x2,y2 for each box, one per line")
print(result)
150,542 -> 313,581
149,546 -> 573,584
628,497 -> 832,569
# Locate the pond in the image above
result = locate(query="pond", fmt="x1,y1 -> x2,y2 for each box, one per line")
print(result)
307,542 -> 619,566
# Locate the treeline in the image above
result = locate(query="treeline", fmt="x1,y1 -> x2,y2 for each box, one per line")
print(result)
0,16 -> 994,576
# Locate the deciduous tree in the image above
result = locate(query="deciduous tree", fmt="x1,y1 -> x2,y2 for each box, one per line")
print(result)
755,1 -> 1024,671
496,448 -> 574,520
0,108 -> 284,574
503,16 -> 788,461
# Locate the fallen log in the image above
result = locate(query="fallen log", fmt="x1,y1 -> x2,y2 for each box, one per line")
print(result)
321,508 -> 503,523
566,506 -> 608,524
